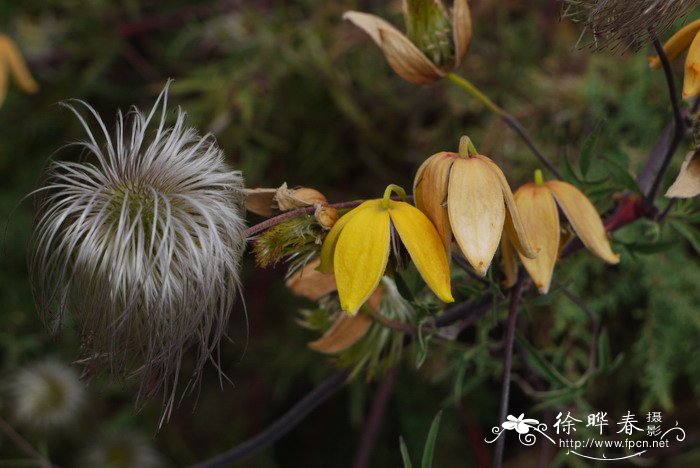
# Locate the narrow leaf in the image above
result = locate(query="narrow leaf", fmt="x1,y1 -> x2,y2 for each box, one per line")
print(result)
421,411 -> 443,468
400,436 -> 413,468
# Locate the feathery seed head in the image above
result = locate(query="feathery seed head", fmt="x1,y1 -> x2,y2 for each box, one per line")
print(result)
561,0 -> 696,53
28,84 -> 246,422
10,360 -> 85,431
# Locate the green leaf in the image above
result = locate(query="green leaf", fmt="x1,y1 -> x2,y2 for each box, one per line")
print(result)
670,220 -> 700,254
517,336 -> 572,388
580,122 -> 603,177
619,240 -> 676,256
562,153 -> 583,185
400,436 -> 413,468
601,156 -> 640,193
421,411 -> 443,468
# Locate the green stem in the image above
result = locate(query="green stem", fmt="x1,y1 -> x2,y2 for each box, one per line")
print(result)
446,73 -> 503,115
446,73 -> 563,180
382,184 -> 408,208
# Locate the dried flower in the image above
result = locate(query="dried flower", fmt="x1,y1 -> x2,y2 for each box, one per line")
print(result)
413,136 -> 538,276
319,184 -> 453,314
11,360 -> 85,431
502,170 -> 620,293
649,18 -> 700,99
666,149 -> 700,198
29,84 -> 246,421
287,259 -> 380,353
344,0 -> 472,84
0,33 -> 39,106
561,0 -> 696,52
244,183 -> 339,229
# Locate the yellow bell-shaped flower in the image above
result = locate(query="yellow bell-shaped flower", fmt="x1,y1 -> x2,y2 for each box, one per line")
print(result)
413,136 -> 538,276
0,33 -> 39,107
319,185 -> 454,314
502,170 -> 620,294
649,19 -> 700,99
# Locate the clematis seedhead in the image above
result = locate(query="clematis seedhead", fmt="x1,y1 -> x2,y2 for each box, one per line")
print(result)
344,0 -> 472,84
29,84 -> 246,422
561,0 -> 696,53
11,360 -> 85,432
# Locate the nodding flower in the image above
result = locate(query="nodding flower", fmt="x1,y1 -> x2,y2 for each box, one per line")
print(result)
28,83 -> 246,424
0,33 -> 39,106
502,170 -> 619,294
343,0 -> 472,85
649,18 -> 700,99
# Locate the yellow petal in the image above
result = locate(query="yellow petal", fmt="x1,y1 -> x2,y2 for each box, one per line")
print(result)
389,201 -> 454,303
546,180 -> 620,264
515,185 -> 560,294
308,312 -> 373,354
318,200 -> 377,273
475,155 -> 538,259
413,152 -> 454,252
343,11 -> 443,84
684,31 -> 700,99
0,61 -> 7,108
0,35 -> 39,94
286,259 -> 338,300
452,0 -> 472,69
334,202 -> 391,314
649,19 -> 700,69
666,150 -> 700,198
499,233 -> 518,289
448,157 -> 505,276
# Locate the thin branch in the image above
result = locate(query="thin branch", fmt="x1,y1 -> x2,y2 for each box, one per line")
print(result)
190,369 -> 350,468
499,113 -> 564,180
493,276 -> 525,468
646,35 -> 686,202
446,73 -> 563,180
244,197 -> 413,239
352,366 -> 398,468
0,416 -> 53,468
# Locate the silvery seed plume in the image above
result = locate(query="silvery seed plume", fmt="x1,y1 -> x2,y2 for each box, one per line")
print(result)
11,360 -> 85,431
28,84 -> 246,423
561,0 -> 696,52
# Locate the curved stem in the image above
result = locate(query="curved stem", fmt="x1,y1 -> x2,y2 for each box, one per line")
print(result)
352,366 -> 398,468
446,73 -> 563,180
0,416 -> 53,468
191,369 -> 351,468
493,276 -> 525,468
646,35 -> 686,203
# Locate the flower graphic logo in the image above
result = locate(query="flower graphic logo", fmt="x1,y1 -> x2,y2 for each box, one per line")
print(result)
501,414 -> 540,434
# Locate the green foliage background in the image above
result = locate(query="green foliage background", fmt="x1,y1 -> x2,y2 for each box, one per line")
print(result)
1,0 -> 700,466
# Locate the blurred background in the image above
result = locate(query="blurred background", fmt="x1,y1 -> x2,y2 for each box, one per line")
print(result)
1,0 -> 700,466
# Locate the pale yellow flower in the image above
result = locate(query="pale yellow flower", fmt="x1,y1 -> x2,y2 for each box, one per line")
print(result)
649,19 -> 700,99
502,170 -> 620,294
666,149 -> 700,198
0,33 -> 39,106
413,137 -> 538,276
319,185 -> 453,314
343,0 -> 472,85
